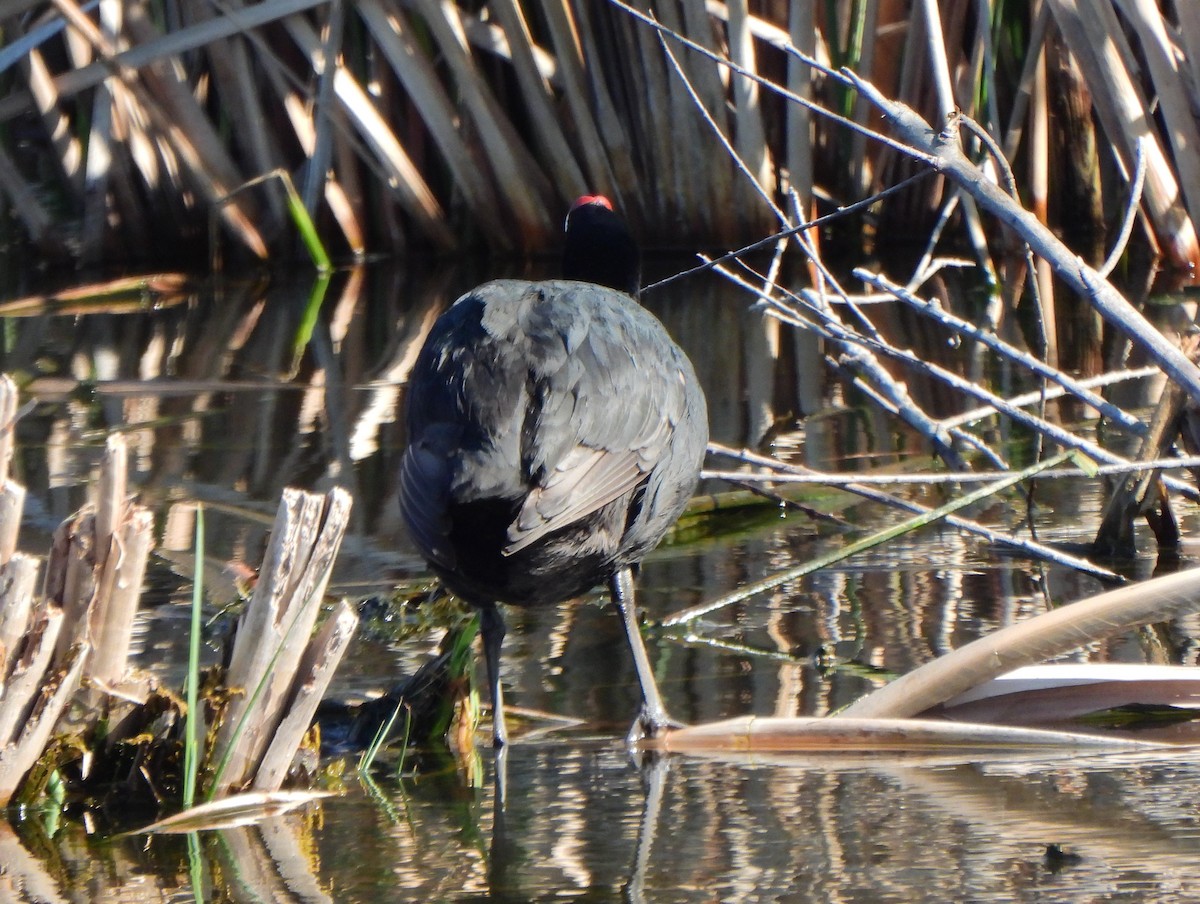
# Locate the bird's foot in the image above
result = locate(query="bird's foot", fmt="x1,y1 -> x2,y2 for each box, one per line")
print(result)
624,707 -> 685,748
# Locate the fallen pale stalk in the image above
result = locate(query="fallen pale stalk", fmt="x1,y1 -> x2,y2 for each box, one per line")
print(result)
839,566 -> 1200,719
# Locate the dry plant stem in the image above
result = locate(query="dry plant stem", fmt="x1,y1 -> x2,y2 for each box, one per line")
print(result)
0,555 -> 40,676
1099,136 -> 1148,279
712,259 -> 967,468
0,637 -> 87,806
1093,378 -> 1188,558
210,487 -> 352,796
757,271 -> 1200,506
251,599 -> 358,792
839,566 -> 1200,720
857,270 -> 1145,435
942,366 -> 1160,430
845,76 -> 1200,403
356,0 -> 507,243
88,509 -> 154,685
704,442 -> 1117,583
280,13 -> 455,249
826,356 -> 1006,469
646,716 -> 1161,753
44,0 -> 268,258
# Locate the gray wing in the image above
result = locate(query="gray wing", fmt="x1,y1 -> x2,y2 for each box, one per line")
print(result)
501,281 -> 698,554
401,279 -> 703,562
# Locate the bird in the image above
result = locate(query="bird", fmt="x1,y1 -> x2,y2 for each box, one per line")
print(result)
400,195 -> 708,747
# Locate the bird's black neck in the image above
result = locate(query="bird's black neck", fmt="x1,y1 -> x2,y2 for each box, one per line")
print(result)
562,206 -> 641,299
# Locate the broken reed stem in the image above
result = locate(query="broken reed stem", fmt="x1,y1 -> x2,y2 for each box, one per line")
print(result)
252,598 -> 359,792
209,487 -> 353,797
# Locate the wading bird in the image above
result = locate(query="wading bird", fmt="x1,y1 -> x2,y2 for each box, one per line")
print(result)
401,196 -> 708,746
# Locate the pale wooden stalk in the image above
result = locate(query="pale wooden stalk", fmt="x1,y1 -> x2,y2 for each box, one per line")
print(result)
252,599 -> 358,791
210,488 -> 352,795
281,13 -> 456,249
328,128 -> 366,257
654,0 -> 711,232
88,509 -> 154,685
0,635 -> 87,807
839,567 -> 1200,720
1045,0 -> 1199,267
561,0 -> 639,203
185,0 -> 287,232
489,0 -> 587,200
46,0 -> 270,259
682,1 -> 735,235
626,10 -> 675,222
1122,0 -> 1200,251
787,0 -> 816,211
0,375 -> 21,565
356,0 -> 508,243
649,716 -> 1160,753
725,0 -> 775,232
1029,22 -> 1057,366
19,47 -> 83,196
77,0 -> 118,265
0,606 -> 66,746
0,0 -> 329,126
46,512 -> 97,666
400,0 -> 552,244
0,555 -> 39,681
540,0 -> 623,200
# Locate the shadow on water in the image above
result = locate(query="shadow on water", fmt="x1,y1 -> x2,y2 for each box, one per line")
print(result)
5,261 -> 1200,900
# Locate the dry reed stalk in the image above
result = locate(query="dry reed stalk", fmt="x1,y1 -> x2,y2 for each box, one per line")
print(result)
1029,23 -> 1057,367
281,13 -> 456,250
571,1 -> 639,205
1045,0 -> 1199,267
683,2 -> 735,235
19,45 -> 83,197
183,0 -> 287,234
0,621 -> 86,806
251,598 -> 358,791
648,716 -> 1159,753
45,0 -> 270,259
724,0 -> 775,233
210,487 -> 352,796
0,0 -> 328,125
1121,0 -> 1200,252
490,0 -> 587,201
541,0 -> 624,200
403,0 -> 552,244
356,0 -> 508,244
0,555 -> 40,672
839,567 -> 1200,720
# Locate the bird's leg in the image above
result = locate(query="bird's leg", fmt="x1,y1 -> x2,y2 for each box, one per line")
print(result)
479,603 -> 509,747
609,567 -> 679,745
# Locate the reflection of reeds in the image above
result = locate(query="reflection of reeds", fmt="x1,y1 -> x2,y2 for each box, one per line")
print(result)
6,4 -> 1200,265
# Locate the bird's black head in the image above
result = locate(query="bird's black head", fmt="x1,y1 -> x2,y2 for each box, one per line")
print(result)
562,195 -> 641,299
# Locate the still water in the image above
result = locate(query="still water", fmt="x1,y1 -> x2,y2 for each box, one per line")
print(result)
3,260 -> 1200,901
